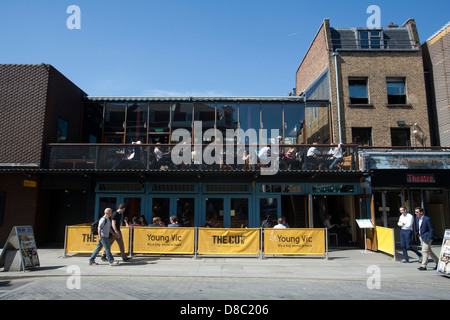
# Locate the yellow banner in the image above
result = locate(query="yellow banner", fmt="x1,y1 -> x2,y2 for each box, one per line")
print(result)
376,226 -> 395,256
132,227 -> 195,254
198,228 -> 260,255
65,225 -> 129,254
263,228 -> 325,255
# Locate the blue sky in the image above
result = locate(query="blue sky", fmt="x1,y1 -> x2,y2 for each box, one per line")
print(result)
0,0 -> 448,97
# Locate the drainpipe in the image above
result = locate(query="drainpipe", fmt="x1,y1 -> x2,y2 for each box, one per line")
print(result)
333,52 -> 342,144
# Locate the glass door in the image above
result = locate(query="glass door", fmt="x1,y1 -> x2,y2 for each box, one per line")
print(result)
202,195 -> 252,228
149,195 -> 197,227
257,196 -> 281,227
355,195 -> 376,250
95,194 -> 146,225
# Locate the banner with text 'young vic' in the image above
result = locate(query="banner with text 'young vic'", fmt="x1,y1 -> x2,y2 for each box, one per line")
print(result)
132,227 -> 195,254
263,229 -> 325,255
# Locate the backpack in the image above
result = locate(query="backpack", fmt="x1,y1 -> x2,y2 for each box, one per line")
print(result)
91,219 -> 100,235
91,217 -> 107,235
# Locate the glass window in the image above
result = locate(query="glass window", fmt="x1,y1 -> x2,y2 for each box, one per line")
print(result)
171,103 -> 193,129
391,128 -> 411,146
359,30 -> 382,49
305,103 -> 330,144
283,103 -> 305,144
82,102 -> 103,143
126,102 -> 148,143
387,78 -> 407,104
230,198 -> 249,228
261,103 -> 282,144
104,103 -> 126,133
148,103 -> 170,133
348,78 -> 369,104
56,117 -> 68,142
352,127 -> 372,146
205,198 -> 224,228
239,103 -> 260,144
217,102 -> 238,145
195,102 -> 216,126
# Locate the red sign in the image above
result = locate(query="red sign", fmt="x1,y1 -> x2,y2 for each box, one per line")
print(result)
407,174 -> 435,183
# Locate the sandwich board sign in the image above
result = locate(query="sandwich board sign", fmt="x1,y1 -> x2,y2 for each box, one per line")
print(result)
0,226 -> 40,272
356,219 -> 374,253
437,229 -> 450,278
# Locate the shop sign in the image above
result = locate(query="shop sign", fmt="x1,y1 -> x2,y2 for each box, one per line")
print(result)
406,174 -> 435,183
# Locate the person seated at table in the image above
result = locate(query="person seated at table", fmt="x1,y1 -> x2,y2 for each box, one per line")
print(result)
323,214 -> 344,244
130,216 -> 141,227
139,215 -> 148,226
205,217 -> 216,228
241,150 -> 250,170
328,143 -> 343,170
306,143 -> 321,170
273,218 -> 287,229
258,144 -> 271,166
261,215 -> 274,228
281,147 -> 297,170
148,216 -> 162,227
168,216 -> 181,227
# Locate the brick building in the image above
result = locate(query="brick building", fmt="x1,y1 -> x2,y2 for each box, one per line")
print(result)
423,22 -> 450,147
295,19 -> 450,244
296,18 -> 430,147
0,64 -> 86,244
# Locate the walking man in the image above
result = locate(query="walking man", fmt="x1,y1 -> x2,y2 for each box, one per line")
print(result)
397,207 -> 422,263
89,208 -> 119,266
102,203 -> 130,261
414,207 -> 438,270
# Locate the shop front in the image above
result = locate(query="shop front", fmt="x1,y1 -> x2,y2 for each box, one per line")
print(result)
362,150 -> 450,241
90,174 -> 368,247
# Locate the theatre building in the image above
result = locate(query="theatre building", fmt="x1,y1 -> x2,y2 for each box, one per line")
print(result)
0,64 -> 372,246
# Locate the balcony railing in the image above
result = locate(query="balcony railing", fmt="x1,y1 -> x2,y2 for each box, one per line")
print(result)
44,143 -> 361,173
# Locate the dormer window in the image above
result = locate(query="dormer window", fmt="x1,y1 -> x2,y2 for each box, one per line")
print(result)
359,30 -> 383,49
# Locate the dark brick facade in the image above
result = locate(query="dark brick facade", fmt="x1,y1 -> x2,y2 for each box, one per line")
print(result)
0,64 -> 85,244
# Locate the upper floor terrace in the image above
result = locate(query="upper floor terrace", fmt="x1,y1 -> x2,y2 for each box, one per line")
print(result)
44,143 -> 361,174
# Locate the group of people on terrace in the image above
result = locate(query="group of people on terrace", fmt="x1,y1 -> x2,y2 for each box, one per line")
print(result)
144,141 -> 350,171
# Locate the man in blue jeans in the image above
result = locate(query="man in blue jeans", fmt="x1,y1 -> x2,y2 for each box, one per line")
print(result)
397,207 -> 422,263
89,208 -> 119,266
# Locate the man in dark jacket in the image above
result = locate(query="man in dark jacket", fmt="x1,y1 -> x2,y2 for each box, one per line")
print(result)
415,207 -> 438,270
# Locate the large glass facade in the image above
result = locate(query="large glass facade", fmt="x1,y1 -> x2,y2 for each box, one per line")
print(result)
283,103 -> 304,144
261,103 -> 283,144
82,98 -> 330,146
239,103 -> 261,144
126,102 -> 148,143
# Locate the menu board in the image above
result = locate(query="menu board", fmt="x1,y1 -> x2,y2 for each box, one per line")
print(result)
0,226 -> 40,271
437,229 -> 450,277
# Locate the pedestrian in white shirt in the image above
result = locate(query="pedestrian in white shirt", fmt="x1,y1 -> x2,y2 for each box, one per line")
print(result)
398,207 -> 422,263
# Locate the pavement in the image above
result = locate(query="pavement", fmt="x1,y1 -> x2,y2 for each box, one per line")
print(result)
0,244 -> 449,303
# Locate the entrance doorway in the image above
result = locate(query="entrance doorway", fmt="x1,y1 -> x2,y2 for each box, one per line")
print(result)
202,195 -> 252,228
95,195 -> 145,225
148,196 -> 197,227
